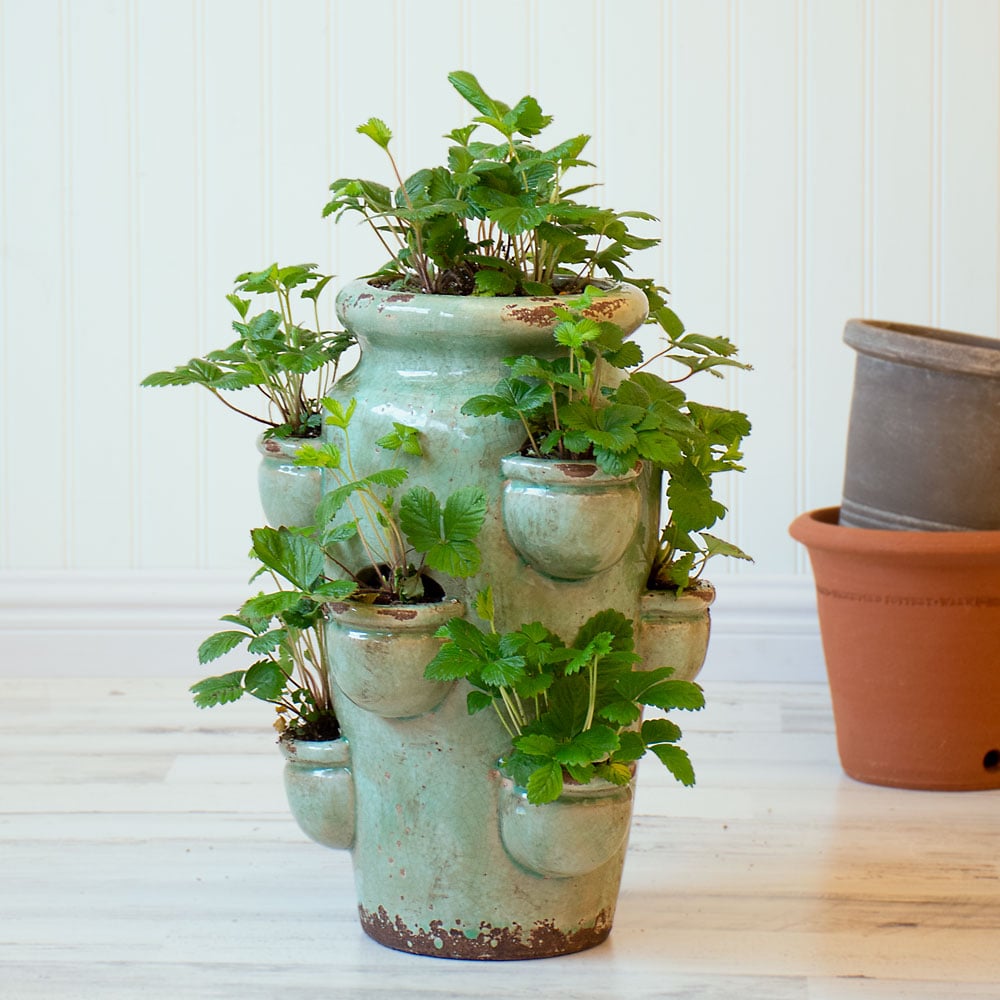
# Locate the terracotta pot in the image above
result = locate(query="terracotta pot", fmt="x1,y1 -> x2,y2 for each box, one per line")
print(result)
789,507 -> 1000,790
841,318 -> 1000,531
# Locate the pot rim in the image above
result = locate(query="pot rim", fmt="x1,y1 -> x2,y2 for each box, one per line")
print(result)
640,580 -> 716,609
335,277 -> 649,342
844,318 -> 1000,378
789,506 -> 1000,556
279,736 -> 350,766
256,431 -> 319,457
324,595 -> 464,628
501,452 -> 643,486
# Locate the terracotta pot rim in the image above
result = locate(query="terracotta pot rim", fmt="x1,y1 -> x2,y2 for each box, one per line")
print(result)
844,317 -> 1000,377
790,506 -> 1000,555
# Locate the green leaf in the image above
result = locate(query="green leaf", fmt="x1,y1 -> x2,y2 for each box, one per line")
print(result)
479,652 -> 527,688
311,579 -> 359,600
474,268 -> 517,296
514,733 -> 558,757
461,378 -> 549,420
614,730 -> 646,763
474,586 -> 494,625
448,70 -> 501,119
240,590 -> 302,620
397,486 -> 443,552
597,699 -> 641,727
197,630 -> 249,664
243,660 -> 288,702
443,486 -> 488,541
249,526 -> 324,592
596,761 -> 635,786
640,717 -> 683,744
293,443 -> 340,470
574,608 -> 634,652
506,94 -> 552,137
488,202 -> 548,235
466,689 -> 494,715
322,396 -> 357,430
563,632 -> 614,675
399,486 -> 486,578
553,725 -> 619,766
649,743 -> 696,786
424,640 -> 482,682
190,671 -> 247,708
247,629 -> 287,656
639,679 -> 706,713
525,759 -> 564,804
376,422 -> 423,456
700,532 -> 754,563
560,400 -> 645,453
357,117 -> 393,149
666,461 -> 727,533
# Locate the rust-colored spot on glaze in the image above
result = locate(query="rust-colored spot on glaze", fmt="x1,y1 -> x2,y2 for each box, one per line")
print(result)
263,439 -> 282,454
555,463 -> 599,479
384,293 -> 415,303
376,606 -> 418,621
502,303 -> 558,328
358,905 -> 612,960
354,292 -> 375,304
583,296 -> 625,320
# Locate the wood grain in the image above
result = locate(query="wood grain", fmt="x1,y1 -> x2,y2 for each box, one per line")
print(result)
2,677 -> 997,998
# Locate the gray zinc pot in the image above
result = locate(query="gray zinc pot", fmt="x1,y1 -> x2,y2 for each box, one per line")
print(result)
840,318 -> 1000,531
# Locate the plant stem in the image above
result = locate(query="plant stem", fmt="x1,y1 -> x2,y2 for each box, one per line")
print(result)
208,389 -> 276,427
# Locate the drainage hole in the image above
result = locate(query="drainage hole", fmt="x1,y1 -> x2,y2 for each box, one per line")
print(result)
983,749 -> 1000,771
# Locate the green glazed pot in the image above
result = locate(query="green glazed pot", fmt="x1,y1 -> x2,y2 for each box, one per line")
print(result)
325,279 -> 659,959
324,598 -> 463,719
498,776 -> 634,878
500,455 -> 644,581
256,433 -> 322,528
280,737 -> 355,850
636,581 -> 716,682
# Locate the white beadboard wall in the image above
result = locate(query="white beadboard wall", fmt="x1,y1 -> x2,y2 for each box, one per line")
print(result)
1,0 -> 998,680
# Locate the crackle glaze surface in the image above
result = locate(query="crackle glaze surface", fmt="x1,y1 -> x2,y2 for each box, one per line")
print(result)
327,280 -> 654,957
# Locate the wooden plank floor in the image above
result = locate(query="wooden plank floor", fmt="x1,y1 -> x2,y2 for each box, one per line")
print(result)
2,677 -> 998,999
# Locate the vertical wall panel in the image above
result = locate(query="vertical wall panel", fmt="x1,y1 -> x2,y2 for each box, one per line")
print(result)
1,0 -> 69,568
938,0 -> 1000,337
871,0 -> 935,322
802,0 -> 867,512
134,0 -> 202,568
330,0 -> 401,285
199,0 -> 274,568
65,0 -> 135,569
599,0 -> 667,363
732,0 -> 801,574
2,0 -> 1000,581
270,0 -> 334,267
